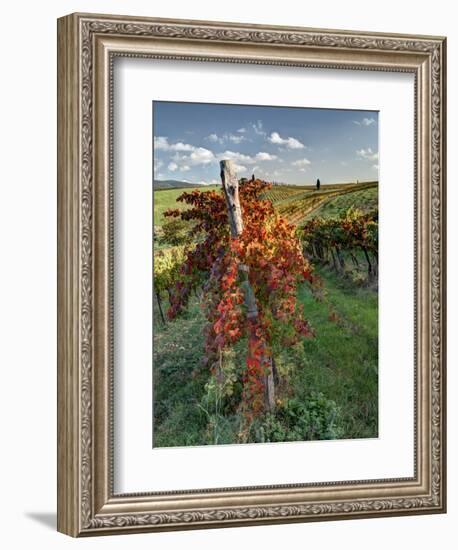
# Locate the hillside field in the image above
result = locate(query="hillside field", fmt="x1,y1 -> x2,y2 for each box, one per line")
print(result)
154,185 -> 220,226
154,181 -> 378,228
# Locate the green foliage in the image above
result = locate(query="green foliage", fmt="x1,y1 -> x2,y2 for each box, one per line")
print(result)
343,264 -> 367,286
300,208 -> 378,284
310,186 -> 378,220
253,394 -> 344,443
153,245 -> 188,294
160,217 -> 192,246
198,356 -> 242,446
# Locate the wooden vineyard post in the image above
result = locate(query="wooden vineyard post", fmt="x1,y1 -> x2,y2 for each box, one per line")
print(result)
220,160 -> 275,412
220,159 -> 244,236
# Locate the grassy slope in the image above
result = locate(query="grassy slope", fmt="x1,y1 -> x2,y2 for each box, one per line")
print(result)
296,268 -> 378,438
153,298 -> 209,447
308,185 -> 378,220
276,182 -> 378,226
153,267 -> 378,447
154,185 -> 220,226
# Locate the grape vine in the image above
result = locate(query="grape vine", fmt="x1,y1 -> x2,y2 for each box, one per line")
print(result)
301,209 -> 378,280
165,179 -> 314,423
153,245 -> 190,324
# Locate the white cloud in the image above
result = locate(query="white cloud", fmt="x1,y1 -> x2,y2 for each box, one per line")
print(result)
206,133 -> 221,143
372,164 -> 379,170
353,117 -> 376,127
171,152 -> 184,162
189,147 -> 215,165
154,136 -> 195,151
173,142 -> 195,151
219,151 -> 276,164
237,127 -> 246,133
255,152 -> 277,161
154,160 -> 164,175
216,150 -> 278,170
268,131 -> 305,149
205,132 -> 245,144
228,134 -> 245,144
218,150 -> 255,165
268,132 -> 284,145
156,134 -> 283,178
170,146 -> 216,168
252,120 -> 266,136
154,136 -> 170,150
292,158 -> 312,167
356,147 -> 379,161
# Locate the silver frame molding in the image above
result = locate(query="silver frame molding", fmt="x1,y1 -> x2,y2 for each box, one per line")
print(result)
57,12 -> 446,537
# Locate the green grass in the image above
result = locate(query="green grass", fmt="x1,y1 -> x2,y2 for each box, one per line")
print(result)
153,297 -> 209,447
154,185 -> 220,226
275,182 -> 378,225
294,267 -> 378,438
261,186 -> 312,204
153,267 -> 378,447
307,186 -> 378,220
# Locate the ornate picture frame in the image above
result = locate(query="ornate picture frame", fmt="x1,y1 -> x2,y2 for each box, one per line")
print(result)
57,12 -> 446,536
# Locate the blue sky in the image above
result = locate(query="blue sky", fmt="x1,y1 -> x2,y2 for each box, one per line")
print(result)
153,101 -> 378,185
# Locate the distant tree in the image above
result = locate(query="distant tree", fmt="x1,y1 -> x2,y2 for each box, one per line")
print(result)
316,178 -> 321,191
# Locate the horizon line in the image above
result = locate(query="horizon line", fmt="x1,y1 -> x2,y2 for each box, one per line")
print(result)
154,178 -> 379,187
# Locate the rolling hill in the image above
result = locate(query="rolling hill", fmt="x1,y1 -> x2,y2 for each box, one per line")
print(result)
154,179 -> 206,190
270,181 -> 378,225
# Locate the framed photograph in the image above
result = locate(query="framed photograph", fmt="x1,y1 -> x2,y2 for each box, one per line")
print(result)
57,13 -> 446,537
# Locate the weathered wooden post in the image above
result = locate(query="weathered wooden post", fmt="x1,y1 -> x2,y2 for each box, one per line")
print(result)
220,159 -> 244,236
220,160 -> 275,412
